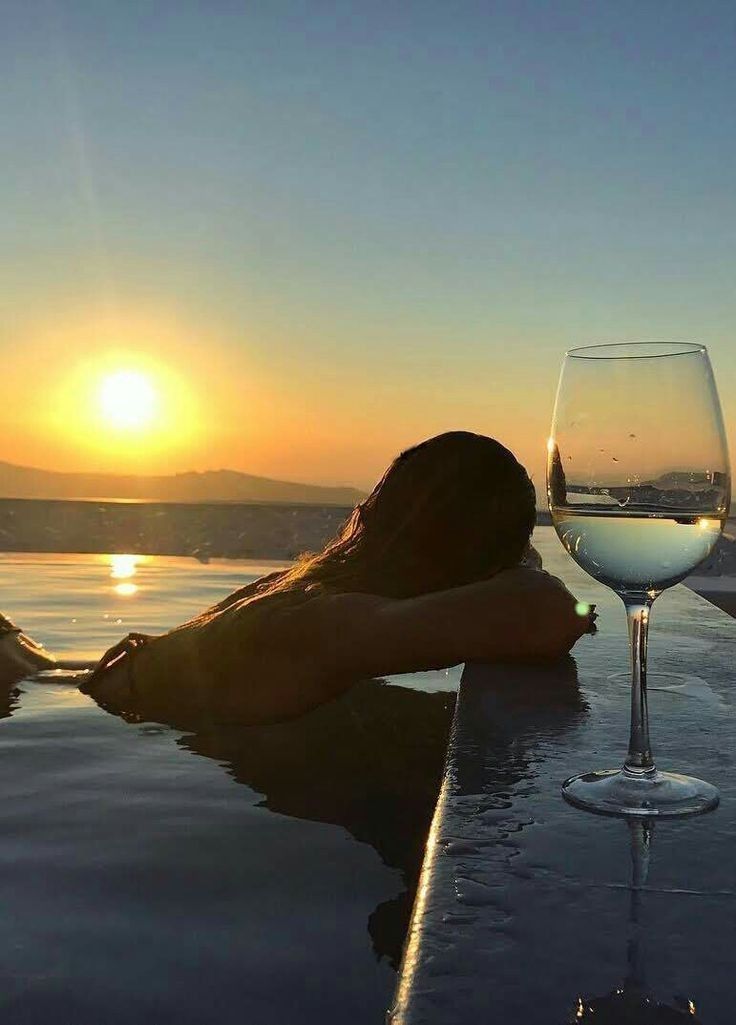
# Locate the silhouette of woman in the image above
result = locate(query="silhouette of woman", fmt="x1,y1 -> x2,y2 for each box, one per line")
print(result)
0,432 -> 593,730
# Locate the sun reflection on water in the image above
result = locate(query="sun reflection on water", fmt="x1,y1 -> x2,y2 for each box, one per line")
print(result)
114,582 -> 138,597
110,554 -> 139,579
109,554 -> 145,596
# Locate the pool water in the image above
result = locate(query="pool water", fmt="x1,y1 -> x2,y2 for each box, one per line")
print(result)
0,553 -> 459,1024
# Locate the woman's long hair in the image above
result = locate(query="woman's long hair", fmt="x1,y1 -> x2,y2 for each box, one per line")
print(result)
265,432 -> 536,600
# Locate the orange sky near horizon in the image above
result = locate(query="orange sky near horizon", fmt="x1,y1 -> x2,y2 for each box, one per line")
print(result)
5,300 -> 736,504
3,303 -> 555,494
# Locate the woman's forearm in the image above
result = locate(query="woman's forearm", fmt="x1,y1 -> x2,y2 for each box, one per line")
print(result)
336,568 -> 595,680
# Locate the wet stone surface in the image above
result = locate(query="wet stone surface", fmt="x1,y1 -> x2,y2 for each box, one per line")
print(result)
390,528 -> 736,1025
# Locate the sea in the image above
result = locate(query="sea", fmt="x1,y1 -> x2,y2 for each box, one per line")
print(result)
0,551 -> 460,1024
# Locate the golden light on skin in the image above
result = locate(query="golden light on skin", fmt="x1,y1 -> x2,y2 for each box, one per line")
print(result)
98,371 -> 157,431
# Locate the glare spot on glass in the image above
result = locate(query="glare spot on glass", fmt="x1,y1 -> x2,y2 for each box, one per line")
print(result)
575,996 -> 585,1019
688,1000 -> 696,1015
110,554 -> 139,579
546,436 -> 556,454
114,582 -> 137,597
697,518 -> 719,530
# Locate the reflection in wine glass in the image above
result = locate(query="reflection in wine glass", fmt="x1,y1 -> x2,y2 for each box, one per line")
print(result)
548,342 -> 731,817
569,821 -> 702,1023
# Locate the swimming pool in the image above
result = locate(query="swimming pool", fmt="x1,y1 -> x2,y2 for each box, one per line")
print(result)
0,553 -> 459,1024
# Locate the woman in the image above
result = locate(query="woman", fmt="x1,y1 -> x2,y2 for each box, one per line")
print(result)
0,432 -> 594,729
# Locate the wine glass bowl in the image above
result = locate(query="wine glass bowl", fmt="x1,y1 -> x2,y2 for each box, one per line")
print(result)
548,341 -> 731,817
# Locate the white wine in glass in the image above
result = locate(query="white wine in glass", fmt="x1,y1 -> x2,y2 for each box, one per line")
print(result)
548,341 -> 731,817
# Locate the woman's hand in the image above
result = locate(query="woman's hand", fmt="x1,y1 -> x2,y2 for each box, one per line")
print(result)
79,632 -> 155,704
481,566 -> 596,660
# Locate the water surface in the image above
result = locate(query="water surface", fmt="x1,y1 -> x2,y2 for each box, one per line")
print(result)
0,553 -> 459,1024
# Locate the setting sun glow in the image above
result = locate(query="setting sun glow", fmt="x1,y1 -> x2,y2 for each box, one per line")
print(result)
99,371 -> 157,431
40,332 -> 205,474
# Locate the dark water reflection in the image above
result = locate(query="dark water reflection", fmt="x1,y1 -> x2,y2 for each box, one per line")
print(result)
178,678 -> 455,967
0,684 -> 19,722
455,657 -> 588,801
0,673 -> 438,1023
0,554 -> 461,1018
569,821 -> 703,1024
175,658 -> 587,969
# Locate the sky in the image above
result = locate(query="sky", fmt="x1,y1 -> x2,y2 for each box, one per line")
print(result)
2,0 -> 736,495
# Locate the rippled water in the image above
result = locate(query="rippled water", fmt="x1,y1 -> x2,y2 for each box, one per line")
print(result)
0,553 -> 458,1024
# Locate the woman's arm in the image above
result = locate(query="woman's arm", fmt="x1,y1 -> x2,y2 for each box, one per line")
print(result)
297,567 -> 595,682
82,567 -> 594,729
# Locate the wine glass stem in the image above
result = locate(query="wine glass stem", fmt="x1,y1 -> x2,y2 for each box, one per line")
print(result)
623,597 -> 655,776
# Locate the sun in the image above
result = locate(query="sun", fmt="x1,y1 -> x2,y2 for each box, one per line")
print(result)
98,370 -> 157,430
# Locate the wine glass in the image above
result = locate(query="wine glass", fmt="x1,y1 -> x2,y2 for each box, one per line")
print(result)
547,341 -> 731,817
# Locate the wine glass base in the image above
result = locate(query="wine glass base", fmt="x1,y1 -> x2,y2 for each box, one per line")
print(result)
562,768 -> 719,819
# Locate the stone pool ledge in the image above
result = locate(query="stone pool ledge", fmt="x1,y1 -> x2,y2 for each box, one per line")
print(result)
386,574 -> 736,1022
386,660 -> 546,1025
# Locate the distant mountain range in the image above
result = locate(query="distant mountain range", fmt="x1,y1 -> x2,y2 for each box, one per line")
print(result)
0,461 -> 365,506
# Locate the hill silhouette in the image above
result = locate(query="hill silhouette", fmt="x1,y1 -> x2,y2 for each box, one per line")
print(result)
0,461 -> 364,506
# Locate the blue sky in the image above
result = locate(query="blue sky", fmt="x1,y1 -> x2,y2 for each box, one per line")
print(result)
2,1 -> 735,488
